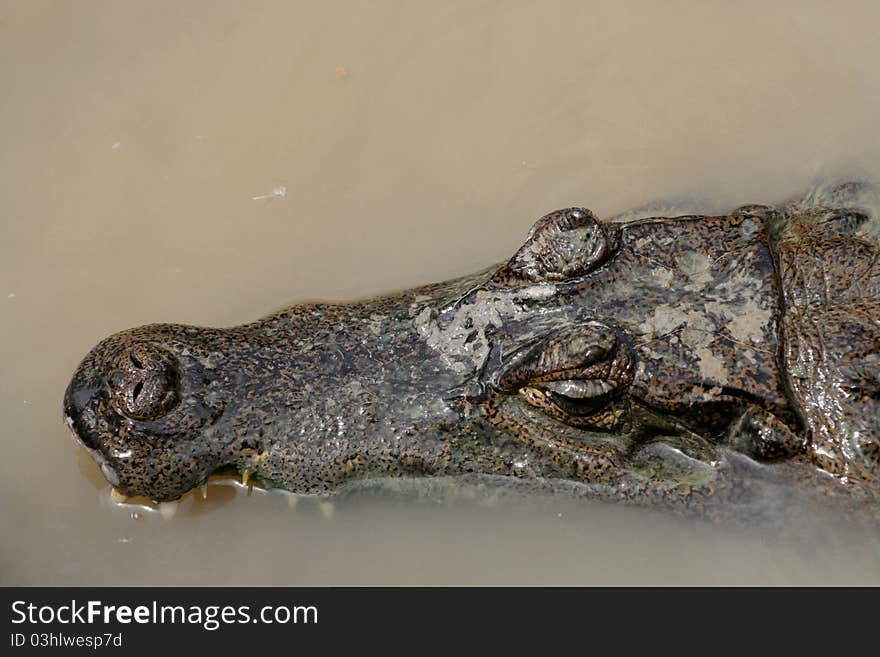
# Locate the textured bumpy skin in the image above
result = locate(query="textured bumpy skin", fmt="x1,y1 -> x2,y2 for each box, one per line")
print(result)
63,183 -> 880,518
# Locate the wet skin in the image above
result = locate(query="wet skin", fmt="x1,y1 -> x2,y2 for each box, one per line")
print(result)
64,184 -> 880,515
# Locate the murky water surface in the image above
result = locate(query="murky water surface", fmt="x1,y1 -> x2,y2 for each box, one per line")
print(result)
3,1 -> 880,585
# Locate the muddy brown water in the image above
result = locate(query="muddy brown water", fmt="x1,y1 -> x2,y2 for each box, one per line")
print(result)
3,1 -> 880,585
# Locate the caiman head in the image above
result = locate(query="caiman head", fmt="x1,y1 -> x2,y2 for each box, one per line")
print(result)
64,206 -> 796,503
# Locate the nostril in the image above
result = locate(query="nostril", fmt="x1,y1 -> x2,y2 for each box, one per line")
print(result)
108,343 -> 182,421
119,372 -> 179,420
132,380 -> 144,403
129,348 -> 144,369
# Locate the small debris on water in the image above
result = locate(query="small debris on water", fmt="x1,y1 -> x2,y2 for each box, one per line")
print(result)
334,66 -> 349,78
130,512 -> 140,520
7,293 -> 15,299
251,186 -> 287,201
111,142 -> 122,150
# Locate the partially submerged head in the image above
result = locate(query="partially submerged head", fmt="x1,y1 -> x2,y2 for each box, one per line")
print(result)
64,205 -> 791,503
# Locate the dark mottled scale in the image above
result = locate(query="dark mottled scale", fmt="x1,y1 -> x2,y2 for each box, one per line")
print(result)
774,203 -> 880,485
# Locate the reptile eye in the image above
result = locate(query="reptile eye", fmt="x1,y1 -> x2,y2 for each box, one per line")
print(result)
109,344 -> 181,420
494,322 -> 634,426
493,207 -> 620,284
522,378 -> 620,418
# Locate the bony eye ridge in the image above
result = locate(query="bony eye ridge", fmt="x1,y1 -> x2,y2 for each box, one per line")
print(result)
491,207 -> 620,285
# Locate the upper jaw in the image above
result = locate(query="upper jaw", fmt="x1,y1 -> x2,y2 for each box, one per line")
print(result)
63,412 -> 122,488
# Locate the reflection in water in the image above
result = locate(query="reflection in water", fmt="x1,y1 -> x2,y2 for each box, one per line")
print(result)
2,0 -> 880,585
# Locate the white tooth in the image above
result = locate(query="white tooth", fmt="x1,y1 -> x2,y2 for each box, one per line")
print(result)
158,501 -> 178,519
100,462 -> 121,487
200,484 -> 208,500
319,501 -> 335,520
110,488 -> 128,503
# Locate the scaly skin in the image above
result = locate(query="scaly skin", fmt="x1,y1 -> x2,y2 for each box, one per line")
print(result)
63,183 -> 880,518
